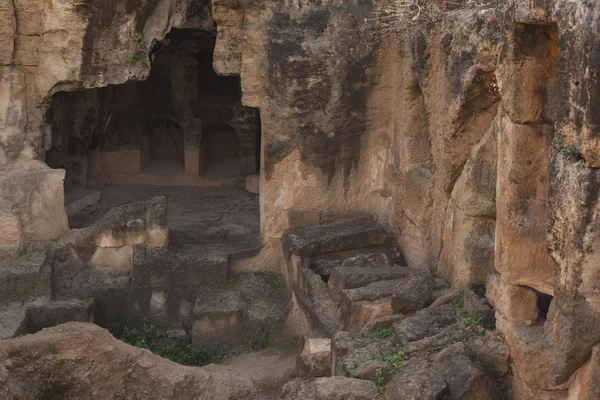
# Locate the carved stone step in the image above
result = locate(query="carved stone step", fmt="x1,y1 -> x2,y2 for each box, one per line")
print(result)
0,251 -> 50,303
283,218 -> 388,257
328,266 -> 411,291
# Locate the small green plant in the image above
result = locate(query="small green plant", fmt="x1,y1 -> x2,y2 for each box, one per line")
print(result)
372,368 -> 387,399
244,332 -> 270,352
450,295 -> 463,314
227,277 -> 237,285
126,51 -> 146,62
560,145 -> 583,161
383,351 -> 407,374
130,32 -> 143,42
370,327 -> 395,341
451,296 -> 486,336
120,318 -> 228,366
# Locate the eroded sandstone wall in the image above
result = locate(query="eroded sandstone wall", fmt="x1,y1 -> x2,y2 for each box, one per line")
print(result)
1,0 -> 600,397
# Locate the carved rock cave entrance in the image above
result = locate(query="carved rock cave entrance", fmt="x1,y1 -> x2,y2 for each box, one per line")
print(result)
44,28 -> 262,246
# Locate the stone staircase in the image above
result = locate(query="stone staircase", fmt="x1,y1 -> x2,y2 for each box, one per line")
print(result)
0,250 -> 94,339
50,240 -> 287,346
282,217 -> 453,336
0,197 -> 282,347
282,217 -> 430,335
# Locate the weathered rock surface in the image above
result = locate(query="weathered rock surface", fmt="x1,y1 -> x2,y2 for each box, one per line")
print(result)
282,377 -> 379,400
391,269 -> 435,313
283,219 -> 388,257
486,274 -> 538,323
0,164 -> 68,254
0,322 -> 296,400
299,338 -> 332,378
385,359 -> 448,400
0,0 -> 599,398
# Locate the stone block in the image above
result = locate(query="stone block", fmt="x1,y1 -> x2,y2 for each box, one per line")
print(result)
393,305 -> 457,345
391,269 -> 434,313
545,293 -> 600,385
192,290 -> 245,345
466,331 -> 511,378
300,338 -> 332,377
283,218 -> 387,257
497,316 -> 549,389
14,0 -> 44,36
314,377 -> 379,400
0,0 -> 15,65
55,197 -> 167,270
328,266 -> 410,291
245,173 -> 260,194
14,34 -> 40,66
26,298 -> 95,334
347,298 -> 391,334
0,251 -> 50,302
495,119 -> 555,293
386,359 -> 448,400
0,68 -> 27,159
341,279 -> 399,310
486,274 -> 538,322
290,259 -> 344,336
212,2 -> 244,76
432,343 -> 501,400
0,303 -> 28,339
89,246 -> 133,270
0,164 -> 68,244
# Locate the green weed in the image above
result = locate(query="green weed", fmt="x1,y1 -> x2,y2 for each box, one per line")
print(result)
120,318 -> 228,366
126,51 -> 146,62
244,331 -> 270,352
383,351 -> 407,374
370,327 -> 395,341
372,368 -> 387,399
130,32 -> 142,42
451,295 -> 486,336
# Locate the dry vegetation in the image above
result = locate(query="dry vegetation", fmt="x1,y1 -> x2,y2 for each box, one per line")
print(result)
374,0 -> 503,40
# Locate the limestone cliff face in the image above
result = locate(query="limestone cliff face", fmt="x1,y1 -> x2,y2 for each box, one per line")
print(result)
1,0 -> 600,397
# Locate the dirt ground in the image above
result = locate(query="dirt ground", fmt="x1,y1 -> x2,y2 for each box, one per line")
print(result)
69,184 -> 260,247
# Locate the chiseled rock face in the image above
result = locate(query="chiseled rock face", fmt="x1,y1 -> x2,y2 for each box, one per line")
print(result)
54,196 -> 168,271
0,163 -> 68,250
0,0 -> 600,398
486,274 -> 539,323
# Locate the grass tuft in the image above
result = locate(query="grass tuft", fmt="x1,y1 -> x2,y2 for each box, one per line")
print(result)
120,318 -> 228,366
370,327 -> 395,341
451,295 -> 486,336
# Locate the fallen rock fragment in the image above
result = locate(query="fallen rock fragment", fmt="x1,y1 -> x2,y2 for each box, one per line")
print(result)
300,338 -> 332,377
391,269 -> 435,313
